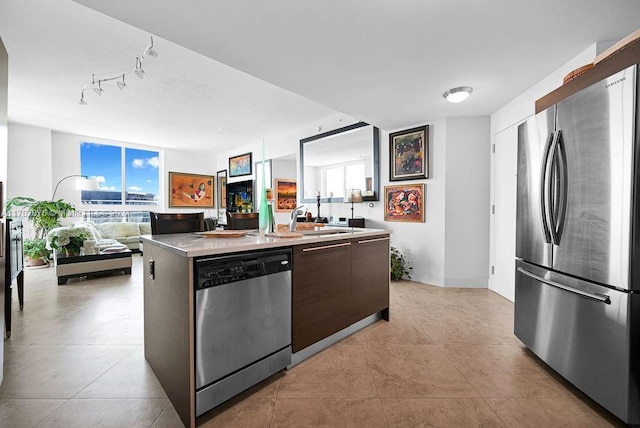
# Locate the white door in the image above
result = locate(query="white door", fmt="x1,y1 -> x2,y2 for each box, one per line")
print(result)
490,124 -> 519,301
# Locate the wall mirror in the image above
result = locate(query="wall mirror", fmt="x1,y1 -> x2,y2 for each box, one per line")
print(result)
300,122 -> 380,203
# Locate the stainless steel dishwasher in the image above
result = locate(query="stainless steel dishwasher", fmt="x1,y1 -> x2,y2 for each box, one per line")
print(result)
194,249 -> 292,416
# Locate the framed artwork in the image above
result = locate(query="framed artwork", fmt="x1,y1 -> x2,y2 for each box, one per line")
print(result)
389,125 -> 428,181
384,184 -> 425,222
229,152 -> 252,177
216,169 -> 227,208
168,172 -> 214,208
274,179 -> 297,212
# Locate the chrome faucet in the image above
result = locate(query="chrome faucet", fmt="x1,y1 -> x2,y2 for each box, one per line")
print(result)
289,206 -> 304,231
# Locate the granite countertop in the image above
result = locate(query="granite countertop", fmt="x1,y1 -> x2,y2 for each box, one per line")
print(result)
140,227 -> 391,258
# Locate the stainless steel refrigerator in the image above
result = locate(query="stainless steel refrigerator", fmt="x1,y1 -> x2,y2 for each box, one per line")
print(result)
515,64 -> 640,424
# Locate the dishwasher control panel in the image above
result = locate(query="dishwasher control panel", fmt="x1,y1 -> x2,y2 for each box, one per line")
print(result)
195,249 -> 292,289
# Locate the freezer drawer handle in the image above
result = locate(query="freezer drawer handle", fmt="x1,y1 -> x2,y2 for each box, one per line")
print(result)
517,267 -> 611,304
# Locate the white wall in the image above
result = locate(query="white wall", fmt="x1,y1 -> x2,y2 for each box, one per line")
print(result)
7,124 -> 217,216
7,124 -> 52,201
444,117 -> 491,287
216,114 -> 490,288
163,147 -> 218,215
380,120 -> 446,285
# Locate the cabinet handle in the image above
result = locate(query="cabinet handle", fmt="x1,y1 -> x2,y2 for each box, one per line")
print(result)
302,242 -> 351,252
357,237 -> 390,244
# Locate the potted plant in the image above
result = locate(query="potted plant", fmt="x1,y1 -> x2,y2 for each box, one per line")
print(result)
23,237 -> 50,266
46,226 -> 90,257
390,246 -> 413,281
5,197 -> 76,239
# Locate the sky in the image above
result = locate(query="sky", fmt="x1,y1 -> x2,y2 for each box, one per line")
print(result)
80,142 -> 159,196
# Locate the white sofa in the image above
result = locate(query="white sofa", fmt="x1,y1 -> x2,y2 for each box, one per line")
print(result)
75,221 -> 150,252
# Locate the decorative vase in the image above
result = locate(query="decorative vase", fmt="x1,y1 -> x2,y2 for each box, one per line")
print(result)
64,248 -> 79,257
25,256 -> 47,267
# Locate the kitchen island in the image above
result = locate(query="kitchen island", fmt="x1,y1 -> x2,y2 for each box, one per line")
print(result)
141,228 -> 391,427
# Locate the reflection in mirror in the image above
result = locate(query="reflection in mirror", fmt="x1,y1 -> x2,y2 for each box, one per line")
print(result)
216,169 -> 227,220
300,122 -> 379,203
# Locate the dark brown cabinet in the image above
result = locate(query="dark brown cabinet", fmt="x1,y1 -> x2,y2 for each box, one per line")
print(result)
348,218 -> 365,228
351,236 -> 390,324
8,219 -> 23,279
292,233 -> 390,353
4,219 -> 24,338
292,239 -> 352,353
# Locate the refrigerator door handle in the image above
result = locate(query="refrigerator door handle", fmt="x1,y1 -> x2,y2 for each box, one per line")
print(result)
539,132 -> 555,244
552,130 -> 568,244
547,130 -> 566,245
517,267 -> 611,304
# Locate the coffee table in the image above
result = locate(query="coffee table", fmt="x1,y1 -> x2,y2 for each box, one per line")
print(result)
54,249 -> 132,285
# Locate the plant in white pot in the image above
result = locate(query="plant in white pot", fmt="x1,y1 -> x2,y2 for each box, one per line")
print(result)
6,196 -> 76,265
46,226 -> 90,257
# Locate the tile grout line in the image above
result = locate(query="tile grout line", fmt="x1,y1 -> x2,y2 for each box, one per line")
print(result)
358,336 -> 391,427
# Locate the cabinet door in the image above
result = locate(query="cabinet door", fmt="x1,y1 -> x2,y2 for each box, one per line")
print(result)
351,236 -> 390,323
292,240 -> 352,353
8,220 -> 23,279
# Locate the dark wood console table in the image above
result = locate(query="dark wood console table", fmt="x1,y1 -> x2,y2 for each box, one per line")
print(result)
4,218 -> 24,338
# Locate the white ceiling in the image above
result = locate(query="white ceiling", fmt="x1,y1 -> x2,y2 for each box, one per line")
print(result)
2,0 -> 640,153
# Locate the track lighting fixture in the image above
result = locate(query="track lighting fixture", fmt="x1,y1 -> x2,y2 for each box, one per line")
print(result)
116,74 -> 127,90
92,74 -> 103,95
79,89 -> 87,105
78,35 -> 157,105
134,58 -> 145,79
143,36 -> 158,58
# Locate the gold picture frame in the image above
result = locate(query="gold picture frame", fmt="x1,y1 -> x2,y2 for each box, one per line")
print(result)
384,184 -> 425,222
274,179 -> 297,212
168,172 -> 214,208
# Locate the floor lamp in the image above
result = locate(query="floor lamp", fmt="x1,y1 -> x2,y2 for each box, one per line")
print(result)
52,175 -> 100,200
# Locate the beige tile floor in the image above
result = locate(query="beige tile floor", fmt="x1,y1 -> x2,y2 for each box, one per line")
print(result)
1,256 -> 626,427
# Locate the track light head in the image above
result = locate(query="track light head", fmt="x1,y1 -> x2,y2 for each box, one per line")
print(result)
116,74 -> 127,90
93,79 -> 103,95
144,37 -> 158,58
79,89 -> 87,105
135,57 -> 145,79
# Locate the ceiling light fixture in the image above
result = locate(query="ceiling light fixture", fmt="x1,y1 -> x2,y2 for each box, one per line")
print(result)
92,74 -> 103,96
78,35 -> 157,105
143,36 -> 158,58
79,89 -> 87,105
443,86 -> 473,103
116,74 -> 127,90
134,57 -> 145,79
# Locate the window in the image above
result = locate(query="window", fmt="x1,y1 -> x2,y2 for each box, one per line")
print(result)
81,142 -> 159,205
125,148 -> 160,205
320,161 -> 365,199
